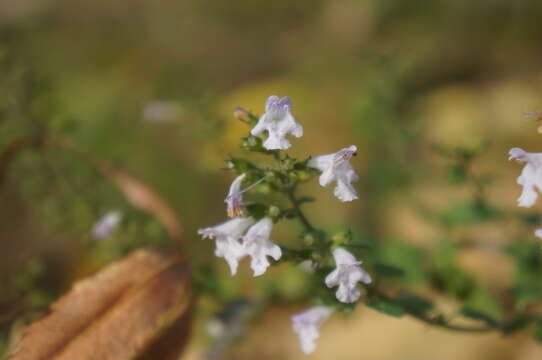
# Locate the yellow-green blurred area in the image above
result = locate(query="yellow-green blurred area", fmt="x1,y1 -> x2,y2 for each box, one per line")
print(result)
1,0 -> 542,359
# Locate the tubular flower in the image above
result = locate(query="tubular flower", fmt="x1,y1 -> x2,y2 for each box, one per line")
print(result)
308,145 -> 359,202
251,95 -> 303,150
92,211 -> 122,240
225,174 -> 246,217
535,229 -> 542,240
325,247 -> 371,303
198,217 -> 255,275
509,147 -> 542,207
291,306 -> 333,354
242,217 -> 282,276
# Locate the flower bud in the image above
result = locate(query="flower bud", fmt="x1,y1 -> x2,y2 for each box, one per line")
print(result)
226,158 -> 254,172
233,106 -> 249,121
303,233 -> 316,246
281,157 -> 296,170
296,170 -> 311,182
332,230 -> 352,246
242,135 -> 266,152
268,205 -> 281,219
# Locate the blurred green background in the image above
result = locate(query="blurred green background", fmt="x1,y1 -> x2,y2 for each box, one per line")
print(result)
1,0 -> 542,359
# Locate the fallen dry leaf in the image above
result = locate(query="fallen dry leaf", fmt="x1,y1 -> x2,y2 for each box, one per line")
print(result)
97,163 -> 183,242
8,248 -> 192,360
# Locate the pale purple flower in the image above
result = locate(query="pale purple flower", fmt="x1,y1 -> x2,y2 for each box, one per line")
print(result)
509,147 -> 542,207
292,306 -> 333,354
242,217 -> 282,276
224,174 -> 265,218
535,229 -> 542,240
251,95 -> 303,150
92,211 -> 122,240
225,174 -> 246,218
308,145 -> 359,202
325,247 -> 371,303
198,217 -> 255,275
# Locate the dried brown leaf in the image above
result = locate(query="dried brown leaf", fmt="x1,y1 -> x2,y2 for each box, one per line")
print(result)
8,248 -> 192,360
98,163 -> 183,242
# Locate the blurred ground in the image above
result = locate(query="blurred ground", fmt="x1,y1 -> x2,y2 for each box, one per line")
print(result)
183,306 -> 542,360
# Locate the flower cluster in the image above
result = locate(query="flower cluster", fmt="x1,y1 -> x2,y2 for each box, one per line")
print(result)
198,95 -> 372,354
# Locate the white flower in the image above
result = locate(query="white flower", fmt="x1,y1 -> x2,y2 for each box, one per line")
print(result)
198,217 -> 255,275
225,174 -> 246,217
291,306 -> 333,354
509,147 -> 542,207
242,217 -> 282,276
251,95 -> 303,150
92,211 -> 122,240
325,247 -> 371,303
535,229 -> 542,240
308,145 -> 359,202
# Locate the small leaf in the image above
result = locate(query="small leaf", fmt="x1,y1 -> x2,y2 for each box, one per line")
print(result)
377,242 -> 428,284
534,321 -> 542,342
373,263 -> 406,279
460,307 -> 498,326
367,300 -> 404,317
296,197 -> 316,205
245,203 -> 267,219
533,320 -> 542,342
225,158 -> 255,173
394,294 -> 433,316
502,315 -> 533,335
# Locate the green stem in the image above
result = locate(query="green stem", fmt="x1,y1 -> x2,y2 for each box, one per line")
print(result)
408,310 -> 496,333
286,187 -> 316,233
287,187 -> 499,334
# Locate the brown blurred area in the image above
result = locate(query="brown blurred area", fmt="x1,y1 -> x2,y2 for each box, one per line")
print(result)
1,0 -> 542,359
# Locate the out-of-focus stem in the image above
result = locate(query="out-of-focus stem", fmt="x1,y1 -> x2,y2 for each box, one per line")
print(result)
286,187 -> 316,233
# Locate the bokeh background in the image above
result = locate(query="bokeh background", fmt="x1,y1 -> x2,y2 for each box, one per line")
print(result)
1,0 -> 542,359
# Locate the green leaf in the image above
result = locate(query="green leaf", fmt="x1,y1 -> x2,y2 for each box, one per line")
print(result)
225,158 -> 255,173
463,286 -> 503,322
377,241 -> 428,284
501,315 -> 533,335
534,321 -> 542,342
459,307 -> 498,326
432,243 -> 475,299
241,135 -> 266,152
437,201 -> 499,227
367,300 -> 405,317
517,213 -> 541,227
296,196 -> 316,205
245,203 -> 267,219
393,294 -> 433,316
445,163 -> 468,184
373,263 -> 406,279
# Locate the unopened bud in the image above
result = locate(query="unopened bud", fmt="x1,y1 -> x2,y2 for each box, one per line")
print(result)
233,106 -> 249,121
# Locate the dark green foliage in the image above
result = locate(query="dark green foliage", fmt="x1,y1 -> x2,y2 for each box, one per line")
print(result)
393,294 -> 434,316
431,243 -> 475,299
367,299 -> 405,317
534,321 -> 542,343
373,263 -> 406,279
460,307 -> 499,327
376,241 -> 429,284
